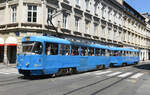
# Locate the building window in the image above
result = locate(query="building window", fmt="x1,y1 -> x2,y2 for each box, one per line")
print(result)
85,20 -> 89,33
75,17 -> 79,31
119,32 -> 121,40
94,24 -> 98,33
11,6 -> 17,23
47,8 -> 54,25
85,0 -> 89,10
108,8 -> 112,20
113,11 -> 117,23
108,28 -> 111,38
63,14 -> 67,28
76,0 -> 79,5
16,31 -> 20,36
94,4 -> 97,14
101,26 -> 105,36
114,30 -> 117,39
101,4 -> 105,18
27,5 -> 37,22
123,31 -> 125,41
48,8 -> 54,20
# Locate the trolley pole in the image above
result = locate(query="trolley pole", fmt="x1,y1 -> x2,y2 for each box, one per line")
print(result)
47,9 -> 67,37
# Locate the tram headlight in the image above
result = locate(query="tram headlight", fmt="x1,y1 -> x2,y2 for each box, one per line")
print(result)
25,62 -> 29,67
34,64 -> 42,67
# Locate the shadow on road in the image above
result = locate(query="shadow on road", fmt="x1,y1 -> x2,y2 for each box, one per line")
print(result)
133,63 -> 150,70
18,75 -> 52,80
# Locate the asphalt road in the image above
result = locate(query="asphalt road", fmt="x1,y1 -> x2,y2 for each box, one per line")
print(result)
0,62 -> 150,95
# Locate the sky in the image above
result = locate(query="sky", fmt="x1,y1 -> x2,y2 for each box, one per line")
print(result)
125,0 -> 150,14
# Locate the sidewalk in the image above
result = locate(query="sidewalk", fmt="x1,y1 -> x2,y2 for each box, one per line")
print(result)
140,60 -> 150,64
135,75 -> 150,95
0,63 -> 16,69
0,63 -> 18,75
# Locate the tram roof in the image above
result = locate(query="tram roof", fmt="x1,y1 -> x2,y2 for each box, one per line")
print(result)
109,47 -> 139,52
22,36 -> 71,44
22,36 -> 109,49
22,36 -> 139,52
90,44 -> 109,49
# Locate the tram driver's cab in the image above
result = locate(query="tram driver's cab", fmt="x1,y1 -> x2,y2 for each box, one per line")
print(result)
17,37 -> 44,75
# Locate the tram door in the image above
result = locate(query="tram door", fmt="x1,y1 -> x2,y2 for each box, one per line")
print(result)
7,46 -> 17,64
0,46 -> 4,62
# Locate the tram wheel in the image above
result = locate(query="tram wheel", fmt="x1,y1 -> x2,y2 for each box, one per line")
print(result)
56,69 -> 64,76
109,63 -> 113,68
50,73 -> 56,78
122,63 -> 126,67
72,68 -> 77,74
134,62 -> 138,65
102,65 -> 106,69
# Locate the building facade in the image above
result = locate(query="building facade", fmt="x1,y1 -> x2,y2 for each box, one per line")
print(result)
0,0 -> 149,65
142,13 -> 150,60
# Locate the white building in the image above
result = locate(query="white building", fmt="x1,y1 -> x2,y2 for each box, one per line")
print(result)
0,0 -> 149,64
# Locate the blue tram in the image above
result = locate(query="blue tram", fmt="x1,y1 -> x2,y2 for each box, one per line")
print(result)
109,47 -> 139,67
17,36 -> 110,76
17,36 -> 140,76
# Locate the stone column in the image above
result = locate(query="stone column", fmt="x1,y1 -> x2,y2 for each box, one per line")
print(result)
3,44 -> 8,65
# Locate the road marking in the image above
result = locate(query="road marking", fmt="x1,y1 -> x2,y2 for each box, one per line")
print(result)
127,79 -> 137,83
0,70 -> 18,75
118,72 -> 133,78
0,72 -> 10,74
130,73 -> 144,79
95,71 -> 112,75
107,72 -> 122,77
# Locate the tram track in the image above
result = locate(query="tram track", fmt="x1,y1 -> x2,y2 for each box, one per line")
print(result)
0,77 -> 19,83
63,67 -> 142,95
0,76 -> 32,87
0,64 -> 141,89
91,70 -> 140,95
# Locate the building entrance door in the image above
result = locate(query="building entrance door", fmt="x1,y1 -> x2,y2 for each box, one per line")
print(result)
0,37 -> 4,63
5,36 -> 17,64
7,46 -> 17,64
0,46 -> 4,62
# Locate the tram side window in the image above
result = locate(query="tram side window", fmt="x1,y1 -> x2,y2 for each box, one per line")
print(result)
124,51 -> 126,56
129,52 -> 132,57
133,52 -> 135,56
108,50 -> 113,56
95,48 -> 100,56
113,51 -> 118,56
134,52 -> 136,56
133,52 -> 136,56
128,51 -> 131,56
118,51 -> 122,56
60,44 -> 70,55
132,52 -> 135,56
120,51 -> 122,56
101,49 -> 105,56
45,43 -> 58,55
126,51 -> 128,56
71,46 -> 79,56
105,50 -> 110,56
138,52 -> 139,56
88,48 -> 94,56
135,52 -> 137,56
122,51 -> 125,56
136,52 -> 139,56
81,47 -> 87,56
